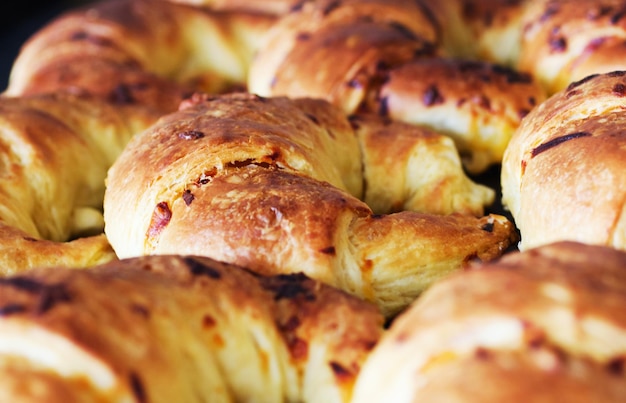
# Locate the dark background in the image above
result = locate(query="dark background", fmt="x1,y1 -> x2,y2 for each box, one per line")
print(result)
0,0 -> 94,90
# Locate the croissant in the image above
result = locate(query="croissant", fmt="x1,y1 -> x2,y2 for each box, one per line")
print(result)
519,0 -> 626,95
5,0 -> 275,101
0,92 -> 165,273
0,254 -> 383,402
502,71 -> 626,250
247,0 -> 547,173
0,0 -> 274,274
353,241 -> 626,402
498,1 -> 626,249
0,0 -> 272,273
103,92 -> 515,317
2,0 -> 626,401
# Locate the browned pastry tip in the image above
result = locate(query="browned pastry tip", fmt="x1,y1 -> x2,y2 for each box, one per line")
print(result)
349,113 -> 495,216
0,254 -> 383,402
353,241 -> 626,402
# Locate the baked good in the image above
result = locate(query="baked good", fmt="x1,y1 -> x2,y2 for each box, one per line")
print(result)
373,59 -> 545,173
104,92 -> 516,317
0,92 -> 163,273
5,0 -> 275,100
519,0 -> 626,95
0,254 -> 383,402
2,0 -> 625,320
499,1 -> 626,249
353,241 -> 626,402
247,0 -> 547,173
502,71 -> 626,250
0,0 -> 519,279
1,0 -> 626,401
0,0 -> 274,273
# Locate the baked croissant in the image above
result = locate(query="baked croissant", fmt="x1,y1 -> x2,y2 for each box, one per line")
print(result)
502,71 -> 626,250
0,254 -> 383,402
498,1 -> 626,249
519,0 -> 626,95
0,0 -> 273,273
5,0 -> 275,101
1,0 -> 626,401
247,0 -> 547,173
0,0 -> 516,279
353,241 -> 626,402
104,93 -> 516,317
0,92 -> 163,273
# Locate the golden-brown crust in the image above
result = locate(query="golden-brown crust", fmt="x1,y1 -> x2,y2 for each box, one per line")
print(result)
0,92 -> 160,274
270,22 -> 427,113
502,70 -> 626,250
410,350 -> 626,403
7,0 -> 276,101
0,254 -> 383,402
377,58 -> 546,173
148,166 -> 370,279
353,241 -> 626,402
520,0 -> 626,94
247,0 -> 441,113
105,93 -> 516,317
423,0 -> 529,65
